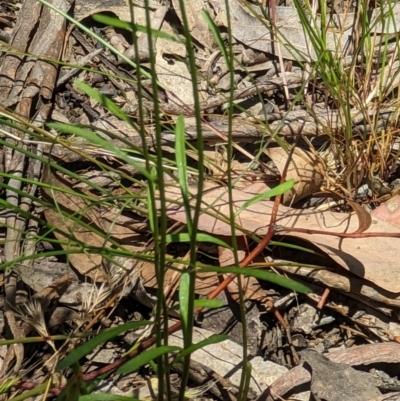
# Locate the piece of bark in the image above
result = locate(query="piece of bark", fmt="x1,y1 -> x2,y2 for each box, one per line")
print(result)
327,343 -> 400,366
255,364 -> 310,401
300,349 -> 381,401
367,393 -> 400,401
274,264 -> 400,309
0,0 -> 71,107
0,0 -> 42,100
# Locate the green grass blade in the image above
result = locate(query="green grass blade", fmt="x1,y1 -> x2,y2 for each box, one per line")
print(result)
193,299 -> 224,309
5,383 -> 48,401
92,14 -> 181,43
147,168 -> 157,233
200,266 -> 311,293
74,81 -> 131,124
269,240 -> 325,257
235,179 -> 295,216
175,115 -> 192,232
117,346 -> 181,375
47,122 -> 151,179
57,321 -> 152,370
179,271 -> 190,332
0,377 -> 20,396
202,10 -> 228,61
164,233 -> 232,249
238,362 -> 252,401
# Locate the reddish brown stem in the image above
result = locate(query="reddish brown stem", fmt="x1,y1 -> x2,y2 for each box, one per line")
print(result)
278,226 -> 400,238
317,288 -> 331,310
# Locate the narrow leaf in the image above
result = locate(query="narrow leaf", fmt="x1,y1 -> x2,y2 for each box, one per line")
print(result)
92,14 -> 180,42
235,179 -> 294,216
202,10 -> 228,61
48,122 -> 151,179
117,346 -> 181,375
179,271 -> 190,332
346,198 -> 372,233
239,362 -> 252,401
74,81 -> 131,124
193,299 -> 224,309
175,115 -> 192,231
200,266 -> 311,293
164,233 -> 232,249
57,321 -> 152,370
147,167 -> 157,234
269,240 -> 325,256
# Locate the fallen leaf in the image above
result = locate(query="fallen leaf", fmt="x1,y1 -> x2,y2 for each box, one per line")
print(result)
75,0 -> 149,24
345,198 -> 372,233
42,168 -> 148,280
172,0 -> 215,50
163,184 -> 400,293
140,252 -> 268,302
155,21 -> 198,108
264,147 -> 323,206
215,0 -> 400,62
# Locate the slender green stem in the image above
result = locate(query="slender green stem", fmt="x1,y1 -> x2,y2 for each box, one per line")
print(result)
173,0 -> 205,399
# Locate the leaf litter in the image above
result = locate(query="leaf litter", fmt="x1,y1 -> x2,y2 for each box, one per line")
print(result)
2,0 -> 400,400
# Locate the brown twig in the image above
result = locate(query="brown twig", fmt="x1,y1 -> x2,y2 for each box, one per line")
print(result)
316,288 -> 331,310
276,226 -> 400,238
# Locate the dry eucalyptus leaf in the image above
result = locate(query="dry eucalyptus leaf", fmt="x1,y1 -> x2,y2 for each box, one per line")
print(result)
140,251 -> 268,302
162,184 -> 400,293
42,169 -> 147,280
215,0 -> 400,61
44,208 -> 103,278
172,0 -> 215,50
264,147 -> 323,206
74,0 -> 161,63
94,116 -> 141,140
123,5 -> 169,62
155,20 -> 199,107
74,0 -> 153,23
